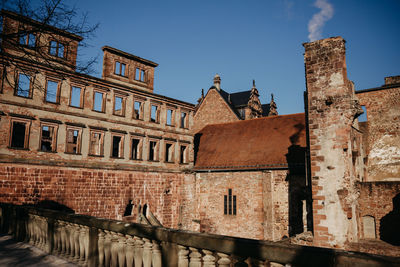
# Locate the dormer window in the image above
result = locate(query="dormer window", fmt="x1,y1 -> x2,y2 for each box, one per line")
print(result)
135,68 -> 146,82
49,40 -> 65,58
115,61 -> 126,76
19,33 -> 35,47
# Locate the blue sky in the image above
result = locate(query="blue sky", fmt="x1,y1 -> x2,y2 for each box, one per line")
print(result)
71,0 -> 399,114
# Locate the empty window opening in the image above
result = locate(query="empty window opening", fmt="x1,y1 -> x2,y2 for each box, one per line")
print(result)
135,68 -> 146,82
115,61 -> 126,76
181,112 -> 188,128
359,105 -> 368,122
19,33 -> 35,47
151,105 -> 159,123
123,200 -> 133,217
180,145 -> 187,164
133,101 -> 143,120
166,109 -> 174,126
70,86 -> 83,108
114,95 -> 125,116
224,189 -> 237,215
49,41 -> 65,58
10,121 -> 28,149
165,143 -> 174,162
46,80 -> 59,103
89,131 -> 104,156
16,73 -> 31,98
93,91 -> 105,112
131,138 -> 142,160
149,140 -> 158,161
40,125 -> 56,152
66,128 -> 81,154
111,135 -> 124,158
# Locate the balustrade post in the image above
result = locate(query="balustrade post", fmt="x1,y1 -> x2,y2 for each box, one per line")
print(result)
69,224 -> 76,260
87,227 -> 99,267
143,238 -> 153,267
59,221 -> 67,255
98,230 -> 106,267
217,253 -> 232,267
133,236 -> 144,267
269,263 -> 287,267
117,233 -> 126,267
53,221 -> 59,254
202,250 -> 216,267
178,245 -> 189,267
79,226 -> 89,265
233,257 -> 248,267
125,235 -> 135,267
152,240 -> 162,267
104,230 -> 112,267
110,231 -> 119,267
189,247 -> 202,267
73,224 -> 80,261
46,217 -> 54,254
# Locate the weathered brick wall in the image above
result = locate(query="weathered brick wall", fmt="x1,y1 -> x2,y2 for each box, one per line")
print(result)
192,89 -> 239,133
0,163 -> 189,228
358,182 -> 400,240
304,37 -> 363,248
357,85 -> 400,181
180,170 -> 290,241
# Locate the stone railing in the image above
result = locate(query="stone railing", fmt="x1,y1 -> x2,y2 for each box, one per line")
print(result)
1,203 -> 399,267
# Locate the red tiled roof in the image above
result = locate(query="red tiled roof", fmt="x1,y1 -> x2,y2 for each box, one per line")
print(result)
194,113 -> 307,171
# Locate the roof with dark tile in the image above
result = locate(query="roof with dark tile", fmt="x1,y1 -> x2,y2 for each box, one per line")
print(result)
194,113 -> 306,171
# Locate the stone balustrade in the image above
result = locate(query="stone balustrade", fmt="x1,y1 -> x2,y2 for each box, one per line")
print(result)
1,203 -> 399,267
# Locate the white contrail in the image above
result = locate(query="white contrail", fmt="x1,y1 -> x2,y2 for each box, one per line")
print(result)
308,0 -> 334,41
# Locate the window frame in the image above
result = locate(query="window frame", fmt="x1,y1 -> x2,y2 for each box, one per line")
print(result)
15,72 -> 33,98
88,129 -> 105,157
93,90 -> 107,113
179,144 -> 188,164
69,84 -> 84,108
65,126 -> 83,155
19,32 -> 36,48
166,107 -> 175,126
148,138 -> 160,162
8,118 -> 31,150
110,132 -> 125,159
49,40 -> 66,58
130,136 -> 143,160
45,78 -> 61,104
113,93 -> 126,117
180,110 -> 189,129
164,141 -> 175,163
224,189 -> 237,216
114,61 -> 127,77
150,103 -> 160,123
135,68 -> 146,82
133,99 -> 144,120
39,122 -> 58,152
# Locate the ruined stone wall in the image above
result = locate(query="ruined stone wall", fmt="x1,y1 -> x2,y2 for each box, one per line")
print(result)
180,170 -> 290,241
356,85 -> 400,181
192,89 -> 239,133
304,37 -> 363,248
0,162 -> 190,228
358,182 -> 400,240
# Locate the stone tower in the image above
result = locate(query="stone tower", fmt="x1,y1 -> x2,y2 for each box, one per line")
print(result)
304,37 -> 364,248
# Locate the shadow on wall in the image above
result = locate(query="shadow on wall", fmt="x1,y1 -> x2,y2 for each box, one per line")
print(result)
380,193 -> 400,246
25,200 -> 75,213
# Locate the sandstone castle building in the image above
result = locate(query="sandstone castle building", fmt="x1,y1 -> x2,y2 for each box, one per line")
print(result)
0,10 -> 399,255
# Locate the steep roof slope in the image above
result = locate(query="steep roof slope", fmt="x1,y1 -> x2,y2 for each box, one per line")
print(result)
194,113 -> 306,171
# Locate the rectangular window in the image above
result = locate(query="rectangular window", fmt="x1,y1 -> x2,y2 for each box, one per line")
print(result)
19,33 -> 35,47
89,130 -> 104,156
49,41 -> 65,58
148,140 -> 159,161
131,138 -> 142,160
150,105 -> 159,123
111,134 -> 124,158
115,62 -> 126,76
9,119 -> 30,149
180,145 -> 187,164
40,124 -> 57,152
181,111 -> 188,128
66,127 -> 82,154
70,86 -> 83,108
133,101 -> 143,120
135,68 -> 146,82
113,95 -> 126,116
224,189 -> 237,215
166,109 -> 174,126
16,73 -> 31,98
93,91 -> 105,112
165,143 -> 174,163
45,80 -> 60,103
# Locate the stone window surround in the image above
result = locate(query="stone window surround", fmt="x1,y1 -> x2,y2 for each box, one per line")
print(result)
114,61 -> 128,77
65,125 -> 83,155
164,140 -> 175,163
113,91 -> 128,117
92,88 -> 107,113
147,136 -> 161,162
130,134 -> 144,161
48,39 -> 66,59
39,121 -> 59,153
69,83 -> 85,109
88,128 -> 105,157
44,77 -> 62,104
8,117 -> 32,150
110,131 -> 125,159
15,70 -> 34,99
